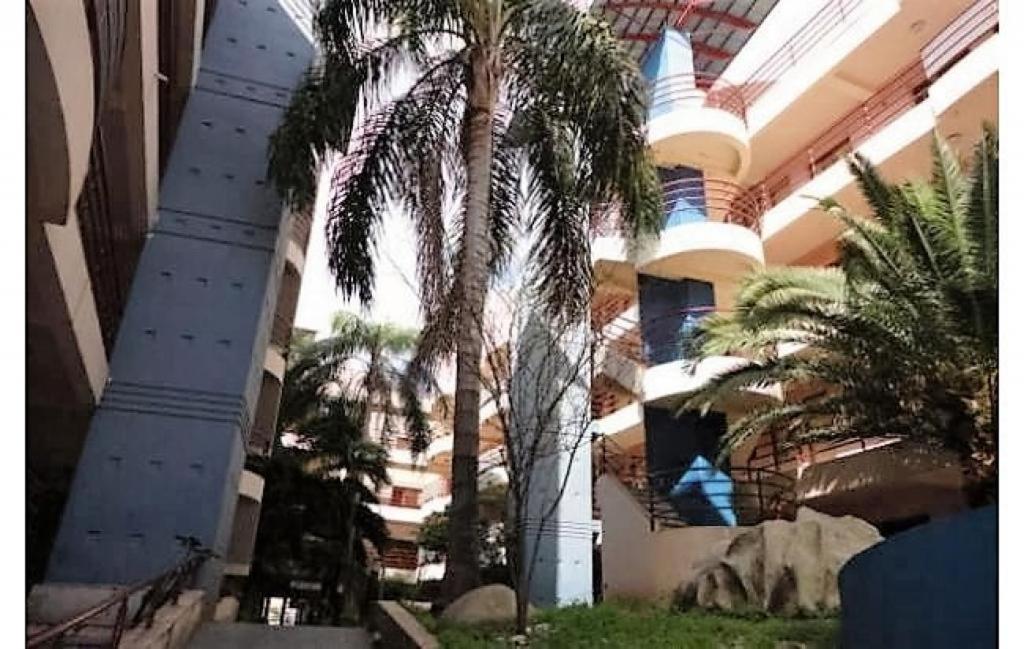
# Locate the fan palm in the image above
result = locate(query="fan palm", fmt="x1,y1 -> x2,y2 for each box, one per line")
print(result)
268,0 -> 660,598
681,127 -> 998,505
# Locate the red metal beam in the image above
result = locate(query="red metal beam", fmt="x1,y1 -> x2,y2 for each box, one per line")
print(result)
617,31 -> 733,60
603,1 -> 685,10
687,7 -> 757,30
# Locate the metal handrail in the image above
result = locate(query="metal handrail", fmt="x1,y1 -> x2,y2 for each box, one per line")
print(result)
747,431 -> 902,472
591,177 -> 765,237
648,72 -> 748,122
742,0 -> 997,216
740,0 -> 865,107
641,463 -> 796,529
27,543 -> 209,648
598,306 -> 727,367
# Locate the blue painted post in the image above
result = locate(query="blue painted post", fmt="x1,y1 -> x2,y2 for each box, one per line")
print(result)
45,1 -> 315,596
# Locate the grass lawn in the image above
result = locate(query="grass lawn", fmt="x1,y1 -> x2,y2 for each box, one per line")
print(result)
415,600 -> 839,649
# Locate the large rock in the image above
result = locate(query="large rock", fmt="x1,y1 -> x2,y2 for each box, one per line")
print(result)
675,507 -> 882,616
441,584 -> 535,625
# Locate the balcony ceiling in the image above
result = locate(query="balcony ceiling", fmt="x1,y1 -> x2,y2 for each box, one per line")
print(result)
590,0 -> 780,76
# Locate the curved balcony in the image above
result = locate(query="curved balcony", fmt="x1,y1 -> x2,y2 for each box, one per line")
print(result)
647,74 -> 751,180
640,178 -> 765,282
592,177 -> 766,287
597,307 -> 781,410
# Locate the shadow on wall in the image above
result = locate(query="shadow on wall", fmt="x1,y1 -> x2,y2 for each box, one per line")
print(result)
798,441 -> 962,500
839,506 -> 996,648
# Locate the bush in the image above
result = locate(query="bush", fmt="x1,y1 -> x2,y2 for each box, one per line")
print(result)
379,579 -> 421,601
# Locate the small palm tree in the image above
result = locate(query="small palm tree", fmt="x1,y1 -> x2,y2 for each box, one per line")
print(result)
268,0 -> 660,599
682,127 -> 998,505
281,311 -> 431,450
247,398 -> 389,624
275,313 -> 431,615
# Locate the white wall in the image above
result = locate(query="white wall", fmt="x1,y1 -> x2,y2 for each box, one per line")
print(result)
597,475 -> 741,601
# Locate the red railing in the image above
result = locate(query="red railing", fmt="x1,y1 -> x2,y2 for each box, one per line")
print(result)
592,177 -> 765,237
738,0 -> 866,107
747,429 -> 902,475
649,72 -> 748,122
741,0 -> 997,218
921,0 -> 998,78
597,305 -> 727,367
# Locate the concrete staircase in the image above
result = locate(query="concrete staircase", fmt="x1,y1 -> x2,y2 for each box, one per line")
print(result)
27,583 -> 205,648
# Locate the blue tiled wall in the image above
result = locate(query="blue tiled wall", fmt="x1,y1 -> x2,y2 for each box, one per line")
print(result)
46,1 -> 314,593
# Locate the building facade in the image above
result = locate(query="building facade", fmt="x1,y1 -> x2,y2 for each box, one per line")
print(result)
586,0 -> 997,599
366,394 -> 509,584
27,0 -> 316,602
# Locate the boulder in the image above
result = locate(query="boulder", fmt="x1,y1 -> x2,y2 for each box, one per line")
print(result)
440,584 -> 535,625
675,507 -> 882,616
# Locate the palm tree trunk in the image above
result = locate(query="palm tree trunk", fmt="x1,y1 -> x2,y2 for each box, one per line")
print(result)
442,47 -> 500,604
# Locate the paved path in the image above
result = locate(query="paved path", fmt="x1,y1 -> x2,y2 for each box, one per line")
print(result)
189,622 -> 372,648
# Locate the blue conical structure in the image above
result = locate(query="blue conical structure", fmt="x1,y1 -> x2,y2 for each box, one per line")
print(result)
642,26 -> 700,121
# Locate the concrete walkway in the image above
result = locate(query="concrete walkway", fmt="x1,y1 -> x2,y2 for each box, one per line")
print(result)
188,622 -> 372,648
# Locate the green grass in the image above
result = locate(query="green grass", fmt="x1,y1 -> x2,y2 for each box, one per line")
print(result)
427,600 -> 839,649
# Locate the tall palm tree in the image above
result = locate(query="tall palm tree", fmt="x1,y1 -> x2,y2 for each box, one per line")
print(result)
681,127 -> 998,505
268,0 -> 660,599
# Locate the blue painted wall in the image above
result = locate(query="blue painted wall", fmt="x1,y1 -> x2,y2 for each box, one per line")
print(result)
660,166 -> 707,228
839,506 -> 997,648
637,274 -> 714,364
643,407 -> 732,525
46,1 -> 314,593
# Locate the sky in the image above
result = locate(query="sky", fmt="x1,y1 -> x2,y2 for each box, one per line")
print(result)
293,164 -> 424,338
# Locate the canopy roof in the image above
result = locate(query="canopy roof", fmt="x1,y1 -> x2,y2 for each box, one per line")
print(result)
589,0 -> 781,76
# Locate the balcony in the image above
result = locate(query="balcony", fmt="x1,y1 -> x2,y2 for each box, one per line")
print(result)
592,177 -> 765,289
747,0 -> 998,261
647,73 -> 751,179
595,306 -> 781,410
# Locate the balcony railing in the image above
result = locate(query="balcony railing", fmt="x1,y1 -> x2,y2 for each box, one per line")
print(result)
599,305 -> 723,367
738,0 -> 866,108
595,439 -> 794,529
746,431 -> 902,475
648,72 -> 748,123
743,0 -> 997,216
592,177 -> 765,237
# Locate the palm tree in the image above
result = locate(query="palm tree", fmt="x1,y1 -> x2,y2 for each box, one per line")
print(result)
281,311 -> 430,449
246,398 -> 389,624
268,0 -> 660,599
681,127 -> 998,505
276,313 -> 430,615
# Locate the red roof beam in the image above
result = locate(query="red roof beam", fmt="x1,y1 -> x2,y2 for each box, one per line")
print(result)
686,7 -> 757,30
619,32 -> 733,60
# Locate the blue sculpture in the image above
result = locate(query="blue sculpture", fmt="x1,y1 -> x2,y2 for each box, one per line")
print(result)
668,455 -> 737,526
